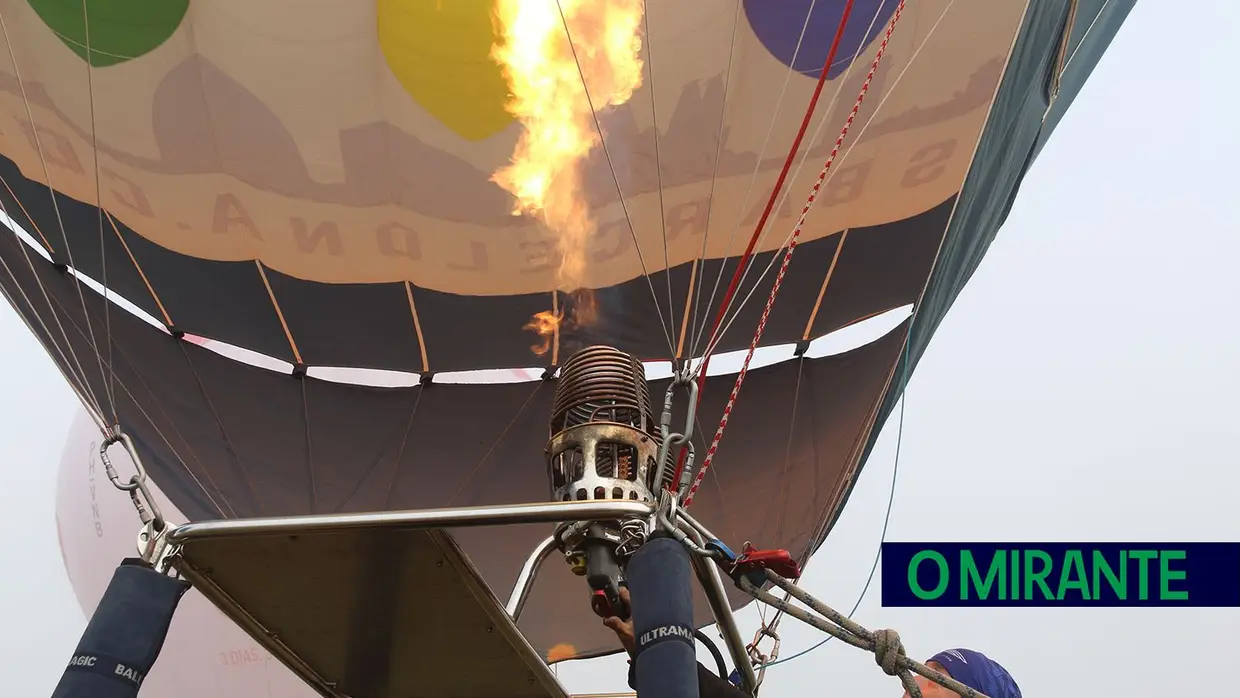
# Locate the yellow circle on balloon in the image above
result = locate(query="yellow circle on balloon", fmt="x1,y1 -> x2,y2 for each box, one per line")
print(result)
377,0 -> 515,142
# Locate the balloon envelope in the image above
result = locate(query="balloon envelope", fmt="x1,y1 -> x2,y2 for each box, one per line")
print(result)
6,0 -> 1137,662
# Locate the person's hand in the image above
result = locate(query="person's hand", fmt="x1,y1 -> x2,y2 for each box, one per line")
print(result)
602,586 -> 635,655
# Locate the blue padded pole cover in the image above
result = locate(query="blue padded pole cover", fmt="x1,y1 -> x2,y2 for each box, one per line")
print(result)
627,535 -> 699,698
52,558 -> 191,698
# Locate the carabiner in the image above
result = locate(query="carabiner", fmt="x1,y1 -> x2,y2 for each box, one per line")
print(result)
652,376 -> 699,489
100,429 -> 147,492
129,478 -> 165,532
666,373 -> 698,444
748,626 -> 781,690
100,428 -> 164,531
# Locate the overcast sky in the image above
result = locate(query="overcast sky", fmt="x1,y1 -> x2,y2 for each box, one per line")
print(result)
2,1 -> 1237,695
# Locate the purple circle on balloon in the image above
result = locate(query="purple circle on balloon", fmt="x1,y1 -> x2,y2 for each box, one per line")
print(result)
744,0 -> 897,79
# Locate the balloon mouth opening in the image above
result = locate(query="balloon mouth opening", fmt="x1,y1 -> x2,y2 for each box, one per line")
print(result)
1,215 -> 911,389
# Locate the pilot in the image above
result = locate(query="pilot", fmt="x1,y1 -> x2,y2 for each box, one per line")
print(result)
901,648 -> 1022,697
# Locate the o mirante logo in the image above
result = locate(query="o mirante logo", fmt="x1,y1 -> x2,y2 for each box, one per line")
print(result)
880,543 -> 1240,607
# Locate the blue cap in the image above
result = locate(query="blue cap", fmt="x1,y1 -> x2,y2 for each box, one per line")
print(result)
926,649 -> 1021,698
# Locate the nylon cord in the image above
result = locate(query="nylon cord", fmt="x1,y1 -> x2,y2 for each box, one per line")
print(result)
763,329 -> 911,670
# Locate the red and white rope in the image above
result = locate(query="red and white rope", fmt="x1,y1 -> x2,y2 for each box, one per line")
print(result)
683,0 -> 906,508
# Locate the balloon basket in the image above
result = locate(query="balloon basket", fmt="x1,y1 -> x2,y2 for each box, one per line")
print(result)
154,499 -> 749,698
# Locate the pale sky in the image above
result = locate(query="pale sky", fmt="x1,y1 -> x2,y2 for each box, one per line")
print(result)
3,1 -> 1238,695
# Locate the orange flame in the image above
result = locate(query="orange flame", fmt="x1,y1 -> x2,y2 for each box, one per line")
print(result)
521,288 -> 600,358
491,0 -> 644,354
523,308 -> 562,357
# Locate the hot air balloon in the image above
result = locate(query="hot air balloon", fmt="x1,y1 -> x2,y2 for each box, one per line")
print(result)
0,0 -> 1135,694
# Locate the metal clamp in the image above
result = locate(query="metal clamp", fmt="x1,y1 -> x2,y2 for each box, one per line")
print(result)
136,519 -> 179,572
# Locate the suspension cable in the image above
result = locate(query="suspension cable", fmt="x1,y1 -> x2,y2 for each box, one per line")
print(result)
764,331 -> 912,669
681,1 -> 905,508
690,0 -> 855,363
667,0 -> 858,490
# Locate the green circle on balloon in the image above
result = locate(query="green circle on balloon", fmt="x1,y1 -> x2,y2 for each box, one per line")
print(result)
27,0 -> 189,67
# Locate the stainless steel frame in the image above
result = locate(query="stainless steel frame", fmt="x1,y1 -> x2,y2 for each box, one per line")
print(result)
167,500 -> 655,543
506,534 -> 560,621
162,498 -> 759,697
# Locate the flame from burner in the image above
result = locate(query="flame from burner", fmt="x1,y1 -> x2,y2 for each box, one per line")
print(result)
522,288 -> 600,357
524,309 -> 560,357
491,0 -> 644,357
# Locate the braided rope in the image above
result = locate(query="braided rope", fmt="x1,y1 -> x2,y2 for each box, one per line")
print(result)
683,0 -> 906,508
739,569 -> 991,697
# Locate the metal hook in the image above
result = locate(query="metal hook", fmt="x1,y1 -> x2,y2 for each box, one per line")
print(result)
100,428 -> 145,491
749,625 -> 781,691
653,433 -> 687,496
652,378 -> 699,492
675,441 -> 696,496
101,427 -> 164,532
668,374 -> 698,443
